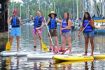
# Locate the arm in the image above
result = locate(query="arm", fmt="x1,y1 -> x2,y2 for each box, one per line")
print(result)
19,17 -> 22,25
36,17 -> 46,29
56,18 -> 62,23
90,20 -> 95,28
78,21 -> 84,35
8,17 -> 12,25
47,18 -> 50,25
79,20 -> 94,34
78,26 -> 84,34
62,20 -> 72,30
38,17 -> 46,29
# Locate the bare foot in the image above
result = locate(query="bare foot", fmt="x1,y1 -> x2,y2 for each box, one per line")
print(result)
34,46 -> 36,51
61,50 -> 66,54
90,53 -> 94,56
49,46 -> 53,51
17,49 -> 19,52
83,53 -> 87,56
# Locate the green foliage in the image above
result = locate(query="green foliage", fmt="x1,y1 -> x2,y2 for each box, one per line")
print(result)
8,0 -> 102,19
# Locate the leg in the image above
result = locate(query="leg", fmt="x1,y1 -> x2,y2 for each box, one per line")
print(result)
16,36 -> 20,51
54,29 -> 59,47
54,36 -> 59,53
53,29 -> 59,53
89,31 -> 95,56
9,36 -> 14,46
36,29 -> 42,51
48,30 -> 53,51
33,29 -> 37,50
49,36 -> 53,50
61,34 -> 66,51
84,37 -> 89,55
15,28 -> 21,51
9,28 -> 14,46
54,36 -> 59,47
90,37 -> 94,56
66,34 -> 72,53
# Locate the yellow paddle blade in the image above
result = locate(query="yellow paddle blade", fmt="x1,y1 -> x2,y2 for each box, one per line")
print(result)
41,40 -> 49,52
6,41 -> 11,51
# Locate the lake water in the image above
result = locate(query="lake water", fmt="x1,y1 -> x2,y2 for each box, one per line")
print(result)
0,23 -> 105,70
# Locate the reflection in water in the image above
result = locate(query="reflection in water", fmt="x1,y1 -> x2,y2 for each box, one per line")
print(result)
53,61 -> 72,70
0,56 -> 105,70
91,62 -> 94,70
85,62 -> 94,70
85,62 -> 88,70
34,63 -> 38,70
53,61 -> 95,70
16,57 -> 19,69
33,61 -> 53,70
1,58 -> 6,70
0,57 -> 11,70
62,65 -> 72,70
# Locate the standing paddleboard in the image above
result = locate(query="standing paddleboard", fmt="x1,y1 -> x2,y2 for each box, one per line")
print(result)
27,52 -> 54,60
0,51 -> 29,57
53,55 -> 94,62
94,54 -> 105,60
53,54 -> 105,62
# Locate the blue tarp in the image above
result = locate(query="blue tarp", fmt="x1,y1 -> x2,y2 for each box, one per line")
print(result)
92,17 -> 103,20
95,29 -> 105,35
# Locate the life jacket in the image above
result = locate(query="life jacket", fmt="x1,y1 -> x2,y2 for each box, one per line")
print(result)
11,16 -> 20,27
34,16 -> 43,28
48,18 -> 57,30
83,20 -> 93,33
62,19 -> 70,33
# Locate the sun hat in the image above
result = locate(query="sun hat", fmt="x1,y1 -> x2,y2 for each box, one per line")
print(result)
48,11 -> 57,17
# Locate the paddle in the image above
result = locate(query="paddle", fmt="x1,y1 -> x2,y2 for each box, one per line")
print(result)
79,20 -> 102,34
78,20 -> 93,38
35,28 -> 49,52
6,40 -> 11,51
79,22 -> 89,34
6,23 -> 11,51
44,22 -> 55,52
6,9 -> 11,52
41,39 -> 49,52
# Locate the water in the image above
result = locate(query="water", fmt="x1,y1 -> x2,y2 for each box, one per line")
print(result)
0,23 -> 105,70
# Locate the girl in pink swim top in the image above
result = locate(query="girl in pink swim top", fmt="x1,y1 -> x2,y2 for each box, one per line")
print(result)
33,11 -> 45,51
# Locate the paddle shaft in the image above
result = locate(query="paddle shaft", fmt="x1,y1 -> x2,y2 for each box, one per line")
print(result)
44,22 -> 54,46
81,22 -> 89,33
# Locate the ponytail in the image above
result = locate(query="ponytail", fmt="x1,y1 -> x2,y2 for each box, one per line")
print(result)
66,12 -> 69,25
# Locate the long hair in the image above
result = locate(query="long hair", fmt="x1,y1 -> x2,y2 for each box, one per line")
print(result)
65,12 -> 70,25
83,12 -> 91,23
